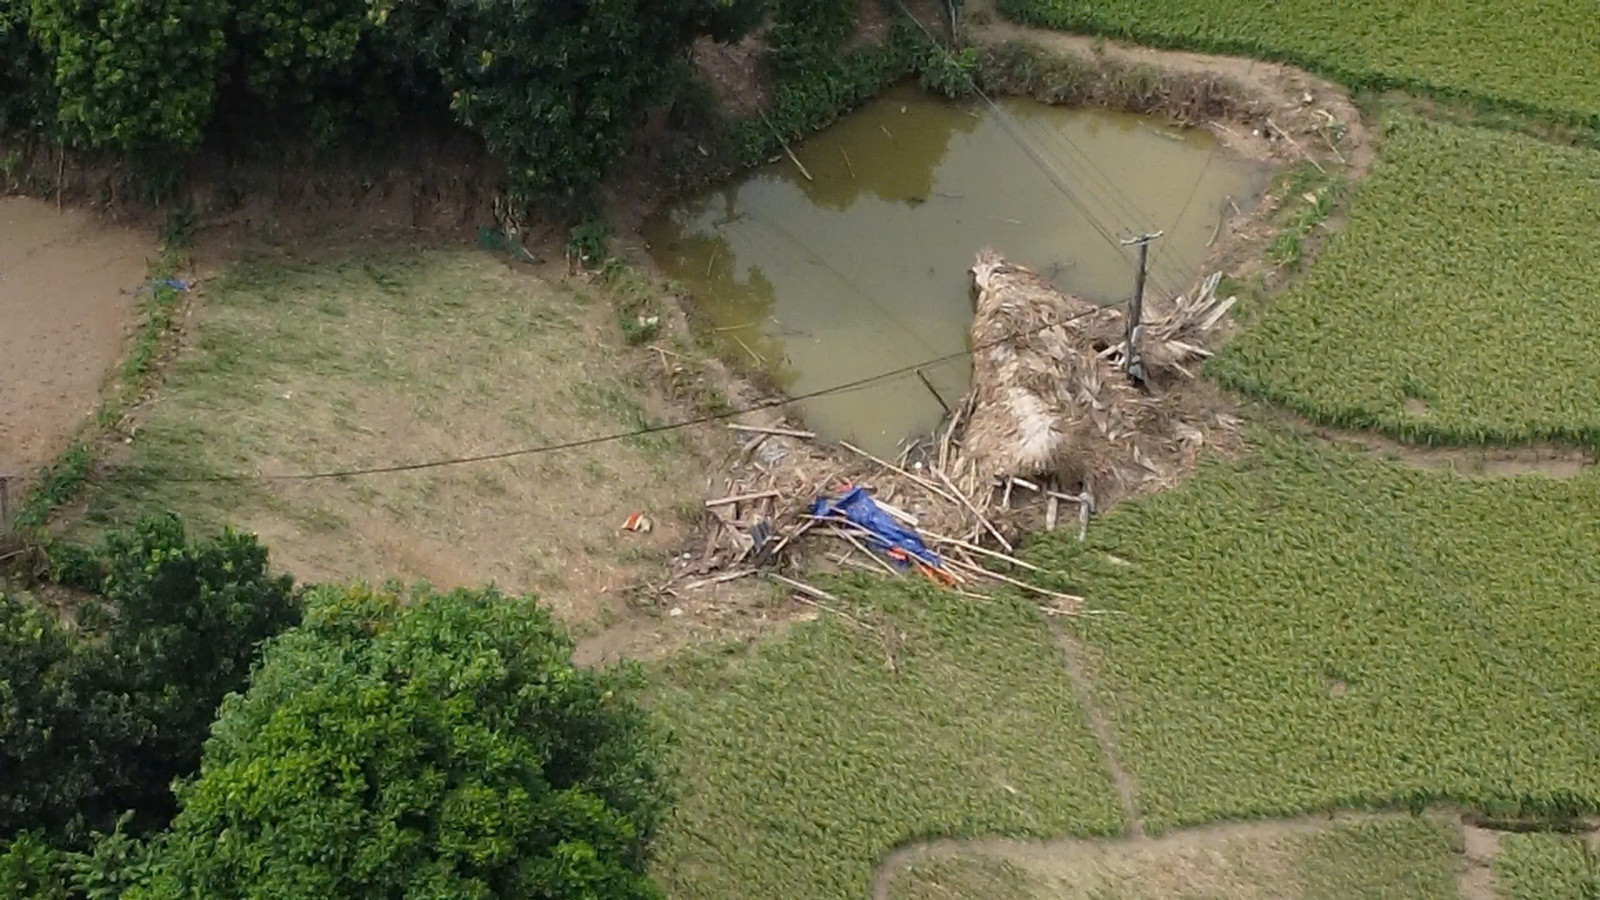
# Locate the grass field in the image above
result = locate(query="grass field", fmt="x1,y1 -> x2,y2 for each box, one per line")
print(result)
74,248 -> 716,624
1209,115 -> 1600,447
1494,832 -> 1600,899
1027,431 -> 1600,831
886,817 -> 1462,899
995,0 -> 1600,127
648,580 -> 1124,900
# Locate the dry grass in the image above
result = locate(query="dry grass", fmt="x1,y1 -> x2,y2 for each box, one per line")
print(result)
75,246 -> 728,626
885,816 -> 1461,899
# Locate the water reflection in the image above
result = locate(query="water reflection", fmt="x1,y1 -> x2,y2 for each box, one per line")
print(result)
645,83 -> 1267,455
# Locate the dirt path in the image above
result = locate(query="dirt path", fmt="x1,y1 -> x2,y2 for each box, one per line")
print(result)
1457,824 -> 1503,900
874,812 -> 1389,900
0,196 -> 152,477
871,810 -> 1590,900
1315,426 -> 1594,479
1051,629 -> 1144,838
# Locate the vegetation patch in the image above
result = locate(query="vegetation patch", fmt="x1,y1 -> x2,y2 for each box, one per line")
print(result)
648,579 -> 1123,900
74,249 -> 713,619
975,41 -> 1247,123
1494,832 -> 1600,899
1209,115 -> 1600,446
996,0 -> 1600,129
1028,431 -> 1600,831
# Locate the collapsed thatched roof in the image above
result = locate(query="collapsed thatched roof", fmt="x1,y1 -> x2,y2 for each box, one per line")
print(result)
955,249 -> 1233,509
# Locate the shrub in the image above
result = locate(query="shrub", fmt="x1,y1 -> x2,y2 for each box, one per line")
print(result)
134,583 -> 671,899
6,0 -> 765,203
0,515 -> 298,844
0,833 -> 70,900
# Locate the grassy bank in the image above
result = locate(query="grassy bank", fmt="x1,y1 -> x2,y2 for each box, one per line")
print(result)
648,580 -> 1123,900
1209,114 -> 1600,447
1027,431 -> 1600,831
73,248 -> 715,621
995,0 -> 1600,130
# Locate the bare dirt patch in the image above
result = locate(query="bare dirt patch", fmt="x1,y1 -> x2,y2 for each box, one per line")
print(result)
1306,423 -> 1594,479
876,812 -> 1469,900
0,196 -> 152,477
1458,824 -> 1503,900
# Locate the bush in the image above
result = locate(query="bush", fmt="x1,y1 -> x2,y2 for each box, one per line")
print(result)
5,0 -> 764,204
134,583 -> 671,899
27,0 -> 229,154
0,515 -> 298,844
0,833 -> 70,900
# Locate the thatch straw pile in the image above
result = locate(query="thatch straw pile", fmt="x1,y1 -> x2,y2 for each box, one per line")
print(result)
955,248 -> 1233,510
652,249 -> 1239,614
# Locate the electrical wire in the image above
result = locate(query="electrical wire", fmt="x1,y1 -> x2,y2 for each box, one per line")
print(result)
890,0 -> 1196,299
159,304 -> 1111,483
1150,55 -> 1259,280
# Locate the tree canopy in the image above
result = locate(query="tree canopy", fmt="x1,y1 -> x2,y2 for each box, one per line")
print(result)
134,583 -> 670,899
3,0 -> 765,203
0,515 -> 298,845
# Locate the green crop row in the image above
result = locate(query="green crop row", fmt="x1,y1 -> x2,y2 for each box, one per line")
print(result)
647,580 -> 1123,900
996,0 -> 1600,130
1494,833 -> 1600,899
1210,114 -> 1600,447
1026,431 -> 1600,832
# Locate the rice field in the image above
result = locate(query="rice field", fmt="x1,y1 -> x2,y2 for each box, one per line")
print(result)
1494,833 -> 1600,899
1209,114 -> 1600,446
996,0 -> 1600,127
1026,431 -> 1600,831
647,580 -> 1123,900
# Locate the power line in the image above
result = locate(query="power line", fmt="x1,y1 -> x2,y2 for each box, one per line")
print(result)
160,304 -> 1110,483
890,0 -> 1196,299
887,0 -> 1186,297
1152,56 -> 1260,280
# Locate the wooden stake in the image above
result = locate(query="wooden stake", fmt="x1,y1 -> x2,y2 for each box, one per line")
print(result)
945,557 -> 1084,604
727,423 -> 815,439
915,368 -> 951,416
934,467 -> 1012,553
829,530 -> 902,578
759,112 -> 813,181
705,489 -> 780,508
1266,118 -> 1325,173
769,573 -> 839,603
921,530 -> 1041,571
839,441 -> 959,504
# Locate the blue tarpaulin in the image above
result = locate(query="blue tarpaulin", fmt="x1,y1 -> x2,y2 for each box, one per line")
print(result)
811,486 -> 941,569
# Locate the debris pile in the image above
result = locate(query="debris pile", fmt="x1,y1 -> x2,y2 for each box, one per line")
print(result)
645,250 -> 1239,614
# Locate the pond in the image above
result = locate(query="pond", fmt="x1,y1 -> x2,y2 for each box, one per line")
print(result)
644,84 -> 1267,456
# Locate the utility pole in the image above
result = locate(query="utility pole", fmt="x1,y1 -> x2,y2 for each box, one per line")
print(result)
1120,231 -> 1162,386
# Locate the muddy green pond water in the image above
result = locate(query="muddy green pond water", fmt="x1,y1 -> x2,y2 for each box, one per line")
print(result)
644,84 -> 1267,455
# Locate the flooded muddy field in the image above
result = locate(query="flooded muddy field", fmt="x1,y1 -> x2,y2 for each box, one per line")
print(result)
0,196 -> 152,476
645,84 -> 1268,455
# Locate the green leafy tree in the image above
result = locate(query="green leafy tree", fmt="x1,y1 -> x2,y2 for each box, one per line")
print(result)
0,515 -> 298,843
0,0 -> 51,134
375,0 -> 761,205
27,0 -> 229,152
766,0 -> 858,75
136,583 -> 671,899
0,832 -> 70,900
0,594 -> 87,842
